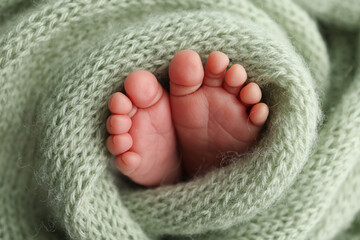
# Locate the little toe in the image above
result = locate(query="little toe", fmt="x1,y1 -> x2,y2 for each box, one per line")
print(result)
249,102 -> 269,127
106,133 -> 133,155
106,115 -> 132,134
124,70 -> 163,109
108,92 -> 133,114
239,82 -> 262,106
169,49 -> 204,96
223,64 -> 247,95
203,51 -> 229,87
114,152 -> 141,177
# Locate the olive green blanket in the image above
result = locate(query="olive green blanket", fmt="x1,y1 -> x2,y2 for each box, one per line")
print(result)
1,0 -> 360,239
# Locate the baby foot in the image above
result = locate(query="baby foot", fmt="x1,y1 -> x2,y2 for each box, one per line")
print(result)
106,70 -> 181,186
169,50 -> 269,177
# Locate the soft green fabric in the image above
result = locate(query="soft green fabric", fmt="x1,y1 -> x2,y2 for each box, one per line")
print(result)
1,0 -> 360,239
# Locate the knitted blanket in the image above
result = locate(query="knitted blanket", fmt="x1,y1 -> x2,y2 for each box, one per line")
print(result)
1,0 -> 360,239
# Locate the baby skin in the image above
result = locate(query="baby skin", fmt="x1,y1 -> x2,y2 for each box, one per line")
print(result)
106,50 -> 269,187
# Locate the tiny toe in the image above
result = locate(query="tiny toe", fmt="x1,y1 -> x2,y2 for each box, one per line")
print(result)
239,82 -> 262,106
203,51 -> 229,87
249,103 -> 269,126
106,133 -> 133,155
127,105 -> 138,118
108,92 -> 132,114
124,70 -> 163,108
106,115 -> 132,134
169,49 -> 204,96
223,64 -> 247,95
114,152 -> 141,176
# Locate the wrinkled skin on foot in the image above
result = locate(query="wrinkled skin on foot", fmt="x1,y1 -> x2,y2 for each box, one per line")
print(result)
169,50 -> 268,176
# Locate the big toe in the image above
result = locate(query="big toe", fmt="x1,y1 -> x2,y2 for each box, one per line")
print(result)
124,70 -> 163,109
169,49 -> 204,96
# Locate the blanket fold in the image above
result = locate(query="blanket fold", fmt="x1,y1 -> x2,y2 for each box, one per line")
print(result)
1,0 -> 360,240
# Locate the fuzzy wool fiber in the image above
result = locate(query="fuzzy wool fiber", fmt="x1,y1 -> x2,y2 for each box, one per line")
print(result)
1,0 -> 360,239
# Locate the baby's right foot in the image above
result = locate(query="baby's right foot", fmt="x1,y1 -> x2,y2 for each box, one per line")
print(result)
169,50 -> 269,177
106,70 -> 181,187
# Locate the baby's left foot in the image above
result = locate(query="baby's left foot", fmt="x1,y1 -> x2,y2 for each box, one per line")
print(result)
106,71 -> 180,186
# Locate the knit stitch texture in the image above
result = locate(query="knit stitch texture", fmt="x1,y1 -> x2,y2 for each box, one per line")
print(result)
1,0 -> 360,239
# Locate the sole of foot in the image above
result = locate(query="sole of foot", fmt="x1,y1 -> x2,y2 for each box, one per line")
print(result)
106,70 -> 181,187
169,50 -> 269,177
